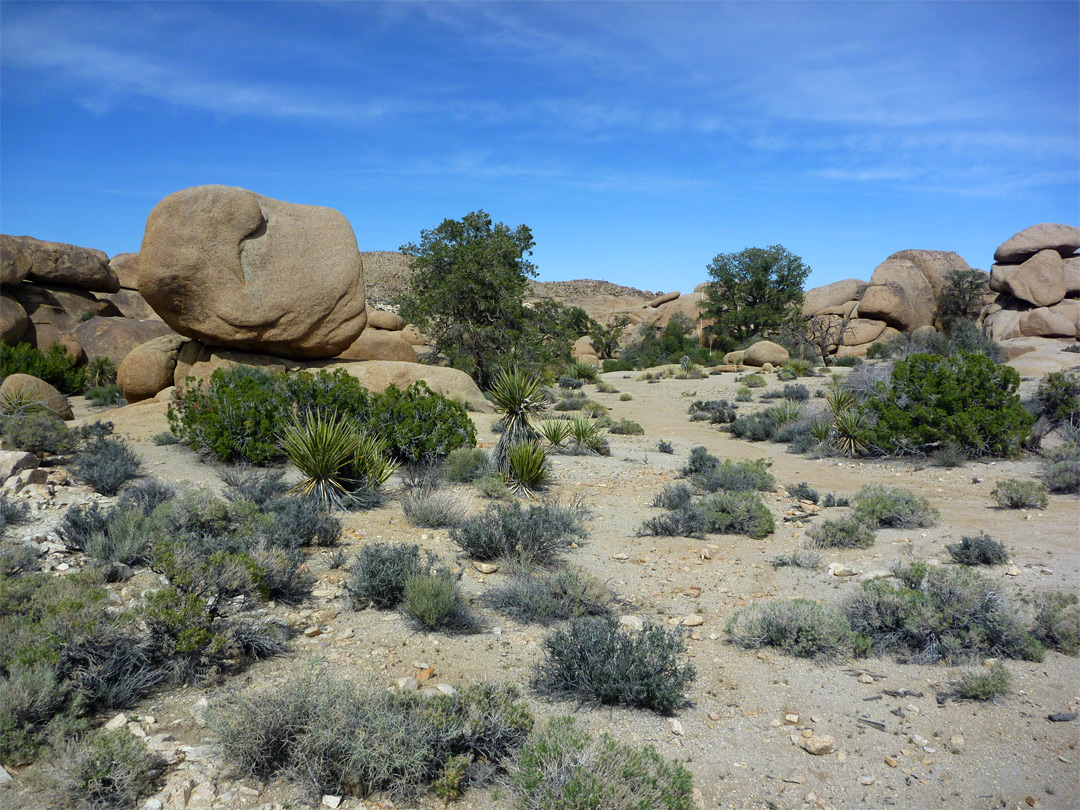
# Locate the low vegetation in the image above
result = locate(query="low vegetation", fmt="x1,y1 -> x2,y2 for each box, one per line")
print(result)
991,478 -> 1049,509
451,498 -> 589,565
726,599 -> 860,659
485,567 -> 613,625
947,533 -> 1008,566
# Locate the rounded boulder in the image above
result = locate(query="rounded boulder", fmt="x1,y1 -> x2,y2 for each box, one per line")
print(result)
0,374 -> 73,420
743,340 -> 789,367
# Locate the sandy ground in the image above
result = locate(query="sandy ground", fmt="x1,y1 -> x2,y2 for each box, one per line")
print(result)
2,362 -> 1078,810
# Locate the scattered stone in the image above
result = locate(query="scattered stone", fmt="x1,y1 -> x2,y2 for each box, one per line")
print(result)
303,626 -> 323,638
322,796 -> 343,808
619,615 -> 644,632
473,561 -> 499,574
782,773 -> 806,784
395,677 -> 419,692
858,775 -> 875,786
681,614 -> 705,627
799,735 -> 836,756
670,718 -> 685,736
884,755 -> 898,767
104,713 -> 129,731
435,683 -> 457,696
1047,712 -> 1078,722
829,562 -> 857,577
858,673 -> 874,684
784,713 -> 800,725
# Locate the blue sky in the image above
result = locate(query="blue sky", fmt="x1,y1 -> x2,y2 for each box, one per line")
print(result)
1,1 -> 1077,293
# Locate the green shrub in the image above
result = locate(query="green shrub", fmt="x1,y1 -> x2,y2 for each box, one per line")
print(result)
728,412 -> 776,441
734,387 -> 753,402
534,616 -> 695,714
402,572 -> 481,634
0,343 -> 85,394
653,482 -> 695,511
55,729 -> 163,809
693,458 -> 774,493
725,599 -> 858,660
657,439 -> 674,453
1034,370 -> 1080,428
699,490 -> 774,538
485,568 -> 612,625
369,381 -> 477,465
788,481 -> 819,503
991,478 -> 1048,509
638,503 -> 707,538
475,472 -> 510,499
843,565 -> 1043,663
852,485 -> 938,529
608,418 -> 644,435
1043,448 -> 1080,493
565,360 -> 599,382
595,381 -> 618,394
832,355 -> 861,367
511,716 -> 694,810
348,543 -> 432,609
930,442 -> 967,468
401,483 -> 466,528
681,445 -> 719,476
451,498 -> 588,565
688,399 -> 737,424
443,447 -> 489,482
866,341 -> 892,359
947,533 -> 1008,566
822,492 -> 850,508
151,431 -> 179,446
618,392 -> 633,401
954,661 -> 1011,701
1030,592 -> 1080,656
0,492 -> 30,536
214,672 -> 533,802
73,436 -> 141,495
771,550 -> 821,569
862,352 -> 1033,457
1,410 -> 76,455
84,356 -> 118,389
806,516 -> 875,549
741,374 -> 766,388
85,384 -> 124,407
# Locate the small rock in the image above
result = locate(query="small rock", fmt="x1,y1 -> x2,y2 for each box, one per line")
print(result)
884,755 -> 898,767
858,775 -> 875,786
104,713 -> 129,731
322,796 -> 343,809
619,615 -> 644,632
799,735 -> 836,755
784,713 -> 800,725
435,683 -> 457,696
612,553 -> 629,561
1006,566 -> 1021,577
395,677 -> 419,692
782,773 -> 806,784
473,561 -> 498,574
303,626 -> 322,637
0,764 -> 11,786
1025,797 -> 1037,808
829,562 -> 857,577
143,800 -> 163,810
858,673 -> 874,684
670,719 -> 685,736
681,614 -> 705,627
708,712 -> 720,721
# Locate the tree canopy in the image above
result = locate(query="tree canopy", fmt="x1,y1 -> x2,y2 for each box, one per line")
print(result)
699,245 -> 810,352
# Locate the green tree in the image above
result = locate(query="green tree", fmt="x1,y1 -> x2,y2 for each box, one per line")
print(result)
588,315 -> 630,360
699,245 -> 810,352
937,267 -> 989,330
397,211 -> 537,384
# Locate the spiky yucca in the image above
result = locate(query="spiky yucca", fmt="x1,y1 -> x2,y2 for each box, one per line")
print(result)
537,418 -> 572,448
506,440 -> 550,495
490,368 -> 547,472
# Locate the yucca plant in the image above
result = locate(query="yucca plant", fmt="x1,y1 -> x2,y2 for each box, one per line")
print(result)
831,410 -> 869,456
506,440 -> 550,494
85,356 -> 118,388
350,432 -> 399,491
825,386 -> 858,417
565,360 -> 600,383
489,368 -> 547,472
280,410 -> 360,509
0,387 -> 47,417
567,415 -> 607,454
537,418 -> 572,448
767,400 -> 803,427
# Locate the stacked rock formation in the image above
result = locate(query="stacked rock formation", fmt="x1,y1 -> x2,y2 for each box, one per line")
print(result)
984,224 -> 1080,341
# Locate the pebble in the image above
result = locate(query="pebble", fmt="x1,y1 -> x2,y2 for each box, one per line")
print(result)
322,796 -> 343,808
670,718 -> 685,736
858,775 -> 875,786
104,712 -> 129,731
782,773 -> 806,784
784,713 -> 800,725
858,673 -> 874,684
473,561 -> 498,574
828,562 -> 857,577
799,735 -> 836,755
619,615 -> 644,632
884,755 -> 898,767
681,614 -> 705,627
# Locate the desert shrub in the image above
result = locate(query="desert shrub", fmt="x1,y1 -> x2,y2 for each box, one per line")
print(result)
862,352 -> 1032,457
852,485 -> 938,529
734,387 -> 753,402
565,360 -> 600,382
54,728 -> 163,810
510,716 -> 694,810
866,341 -> 892,359
594,381 -> 617,394
1,410 -> 76,455
73,436 -> 141,495
348,543 -> 433,609
930,441 -> 967,468
220,467 -> 289,506
369,381 -> 478,465
475,472 -> 510,499
506,440 -> 551,494
657,439 -> 674,454
741,374 -> 766,388
725,599 -> 857,660
214,671 -> 533,802
788,481 -> 819,503
402,572 -> 481,634
608,418 -> 644,435
151,431 -> 179,446
771,550 -> 821,569
681,445 -> 719,476
443,447 -> 489,482
553,394 -> 586,411
1030,592 -> 1080,656
485,568 -> 612,625
83,356 -> 118,389
117,478 -> 176,515
618,392 -> 633,401
693,458 -> 774,493
728,412 -> 776,441
954,661 -> 1011,701
699,490 -> 774,538
782,359 -> 811,377
1043,445 -> 1080,493
638,503 -> 708,538
806,517 -> 875,549
84,506 -> 152,569
831,355 -> 861,367
652,482 -> 695,511
581,401 -> 607,419
822,492 -> 850,508
57,503 -> 110,552
688,399 -> 737,424
946,533 -> 1007,566
991,478 -> 1048,509
401,483 -> 466,528
85,384 -> 124,407
557,376 -> 583,390
534,616 -> 695,714
780,383 -> 810,401
1034,370 -> 1080,427
451,498 -> 588,565
0,493 -> 30,534
843,565 -> 1043,663
0,343 -> 85,394
259,496 -> 342,549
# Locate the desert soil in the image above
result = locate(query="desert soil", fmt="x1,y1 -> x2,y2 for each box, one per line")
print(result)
2,364 -> 1078,810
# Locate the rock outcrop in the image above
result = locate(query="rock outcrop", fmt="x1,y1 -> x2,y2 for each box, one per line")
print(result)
322,360 -> 491,412
117,334 -> 190,403
139,185 -> 366,359
0,374 -> 73,420
743,340 -> 789,367
993,223 -> 1080,264
9,235 -> 119,293
337,330 -> 418,363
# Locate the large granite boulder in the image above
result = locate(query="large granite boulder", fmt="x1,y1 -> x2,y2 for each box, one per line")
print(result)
321,360 -> 491,412
1,235 -> 32,285
994,223 -> 1080,264
74,317 -> 175,365
842,318 -> 887,346
10,283 -> 122,324
885,250 -> 972,299
743,340 -> 789,367
647,291 -> 680,308
1,294 -> 28,344
337,330 -> 418,363
983,299 -> 1027,342
8,236 -> 119,293
117,334 -> 189,403
109,252 -> 141,290
139,185 -> 367,359
100,289 -> 161,321
366,309 -> 405,331
990,250 -> 1067,308
801,279 -> 867,318
858,253 -> 937,330
0,374 -> 73,420
1020,307 -> 1077,338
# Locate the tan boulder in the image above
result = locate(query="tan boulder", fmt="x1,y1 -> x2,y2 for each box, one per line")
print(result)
1050,299 -> 1080,334
1064,256 -> 1080,296
0,374 -> 73,420
835,343 -> 870,358
723,350 -> 745,365
109,252 -> 140,290
994,223 -> 1080,263
337,330 -> 418,363
573,335 -> 596,360
877,326 -> 903,344
647,291 -> 680,307
983,299 -> 1027,342
743,340 -> 789,367
10,282 -> 121,324
100,290 -> 161,321
172,341 -> 301,389
117,335 -> 190,403
0,450 -> 38,483
10,236 -> 118,293
994,249 -> 1067,308
1,294 -> 28,344
21,321 -> 84,362
366,309 -> 405,331
400,324 -> 428,346
1020,307 -> 1076,338
887,250 -> 971,299
139,185 -> 366,359
1,235 -> 33,285
74,317 -> 175,365
578,353 -> 600,367
841,318 -> 887,346
801,279 -> 868,318
322,360 -> 491,412
858,254 -> 937,330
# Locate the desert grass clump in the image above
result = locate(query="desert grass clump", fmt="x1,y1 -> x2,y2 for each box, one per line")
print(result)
787,481 -> 820,503
510,716 -> 694,810
692,458 -> 775,493
734,386 -> 753,402
84,356 -> 118,389
946,532 -> 1008,566
991,478 -> 1049,509
725,599 -> 858,660
54,729 -> 163,810
1042,444 -> 1080,493
450,498 -> 588,565
740,373 -> 767,388
595,380 -> 618,394
652,482 -> 695,511
348,543 -> 432,609
533,616 -> 695,714
1030,592 -> 1080,656
618,392 -> 633,402
401,572 -> 481,634
213,671 -> 533,802
953,661 -> 1012,701
806,516 -> 876,549
852,485 -> 939,529
73,436 -> 141,495
151,431 -> 179,446
930,441 -> 967,468
442,446 -> 489,482
657,439 -> 674,454
699,490 -> 774,539
771,550 -> 822,570
608,418 -> 644,435
0,492 -> 30,534
401,483 -> 466,529
475,472 -> 510,499
485,567 -> 613,625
